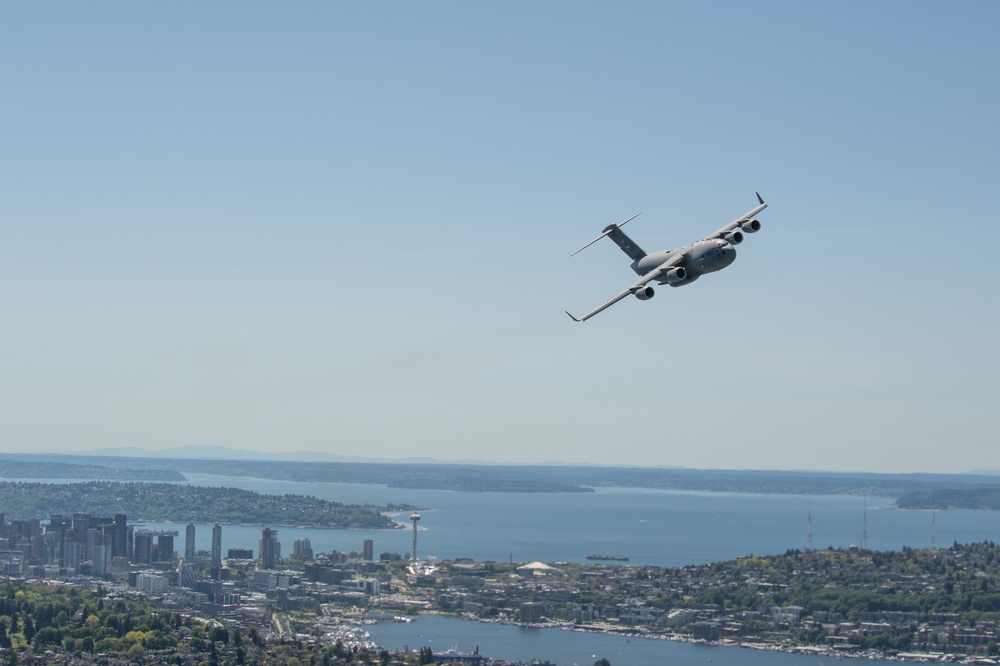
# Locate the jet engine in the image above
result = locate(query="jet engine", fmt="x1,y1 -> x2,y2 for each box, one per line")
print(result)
633,285 -> 655,301
663,266 -> 687,285
724,230 -> 744,245
739,219 -> 761,233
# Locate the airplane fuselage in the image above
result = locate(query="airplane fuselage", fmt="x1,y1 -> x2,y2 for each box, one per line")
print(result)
631,239 -> 737,286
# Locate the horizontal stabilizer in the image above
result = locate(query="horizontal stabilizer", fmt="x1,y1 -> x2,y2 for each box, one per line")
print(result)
570,212 -> 642,256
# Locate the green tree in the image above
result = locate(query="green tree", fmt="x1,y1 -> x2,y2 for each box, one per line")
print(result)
22,614 -> 34,642
247,627 -> 264,648
210,625 -> 229,644
33,626 -> 61,647
127,642 -> 144,662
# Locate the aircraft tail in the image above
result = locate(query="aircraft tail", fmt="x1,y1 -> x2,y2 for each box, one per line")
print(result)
603,224 -> 646,261
570,212 -> 646,260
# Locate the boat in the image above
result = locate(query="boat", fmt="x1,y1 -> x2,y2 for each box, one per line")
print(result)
586,553 -> 629,561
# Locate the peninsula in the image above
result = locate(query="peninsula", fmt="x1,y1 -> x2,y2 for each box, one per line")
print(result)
0,481 -> 404,529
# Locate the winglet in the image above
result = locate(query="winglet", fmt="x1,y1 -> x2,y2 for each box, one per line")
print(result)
564,311 -> 582,322
756,192 -> 765,205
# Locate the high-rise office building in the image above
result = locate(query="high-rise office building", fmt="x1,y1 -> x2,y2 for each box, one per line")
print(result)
363,539 -> 374,561
293,537 -> 313,560
62,529 -> 81,572
211,523 -> 222,569
185,523 -> 196,561
260,527 -> 280,570
49,515 -> 68,564
133,530 -> 152,564
91,531 -> 110,576
11,518 -> 43,562
112,514 -> 128,558
155,533 -> 175,562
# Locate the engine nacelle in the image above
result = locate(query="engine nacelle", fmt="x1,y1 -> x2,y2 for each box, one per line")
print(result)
739,219 -> 761,233
663,266 -> 687,285
633,285 -> 655,301
724,230 -> 744,245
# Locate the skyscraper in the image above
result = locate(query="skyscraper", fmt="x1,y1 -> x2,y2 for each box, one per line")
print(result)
260,527 -> 279,570
363,539 -> 374,561
155,533 -> 175,562
112,514 -> 128,559
91,531 -> 110,577
48,515 -> 69,563
62,529 -> 81,572
211,523 -> 222,569
293,537 -> 313,560
185,523 -> 196,561
133,530 -> 152,564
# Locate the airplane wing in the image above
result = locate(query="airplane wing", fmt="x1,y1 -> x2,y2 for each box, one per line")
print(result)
702,192 -> 768,241
565,255 -> 684,322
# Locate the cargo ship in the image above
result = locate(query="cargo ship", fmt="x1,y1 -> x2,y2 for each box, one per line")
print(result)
586,553 -> 629,561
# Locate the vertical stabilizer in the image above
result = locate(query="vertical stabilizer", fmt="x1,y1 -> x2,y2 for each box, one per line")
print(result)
603,224 -> 646,261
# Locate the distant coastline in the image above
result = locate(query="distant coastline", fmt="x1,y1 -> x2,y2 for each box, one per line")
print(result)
897,488 -> 1000,510
4,451 -> 1000,503
0,480 -> 402,529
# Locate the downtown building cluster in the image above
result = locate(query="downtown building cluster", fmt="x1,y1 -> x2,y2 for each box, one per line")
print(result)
0,510 -> 409,634
0,512 -> 291,581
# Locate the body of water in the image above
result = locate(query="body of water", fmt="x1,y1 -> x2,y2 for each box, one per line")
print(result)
172,473 -> 999,569
366,614 -> 845,666
34,472 -> 1000,665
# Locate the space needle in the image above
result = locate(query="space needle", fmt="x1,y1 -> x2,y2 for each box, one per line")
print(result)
410,512 -> 421,562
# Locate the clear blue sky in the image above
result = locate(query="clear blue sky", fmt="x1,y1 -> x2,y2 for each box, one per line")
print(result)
2,2 -> 998,473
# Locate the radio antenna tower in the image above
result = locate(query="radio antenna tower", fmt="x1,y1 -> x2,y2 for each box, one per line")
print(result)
931,510 -> 937,550
861,498 -> 868,550
806,502 -> 813,552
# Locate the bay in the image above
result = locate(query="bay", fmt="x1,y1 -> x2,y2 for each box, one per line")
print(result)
171,473 -> 1000,568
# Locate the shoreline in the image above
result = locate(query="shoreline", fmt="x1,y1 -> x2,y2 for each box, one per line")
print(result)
377,613 -> 978,665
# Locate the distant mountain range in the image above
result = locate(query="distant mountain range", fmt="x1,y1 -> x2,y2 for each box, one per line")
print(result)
19,445 -> 643,468
5,445 -> 998,475
64,445 -> 471,464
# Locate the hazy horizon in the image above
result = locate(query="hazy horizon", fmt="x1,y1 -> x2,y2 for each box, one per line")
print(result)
7,444 -> 1000,478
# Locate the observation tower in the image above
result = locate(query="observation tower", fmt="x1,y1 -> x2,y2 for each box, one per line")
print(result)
410,512 -> 421,562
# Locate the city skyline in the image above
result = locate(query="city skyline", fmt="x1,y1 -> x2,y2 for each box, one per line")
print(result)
2,3 -> 998,473
0,509 -> 390,576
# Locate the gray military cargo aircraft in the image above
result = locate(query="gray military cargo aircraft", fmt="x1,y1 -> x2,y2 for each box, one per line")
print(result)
565,193 -> 768,322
